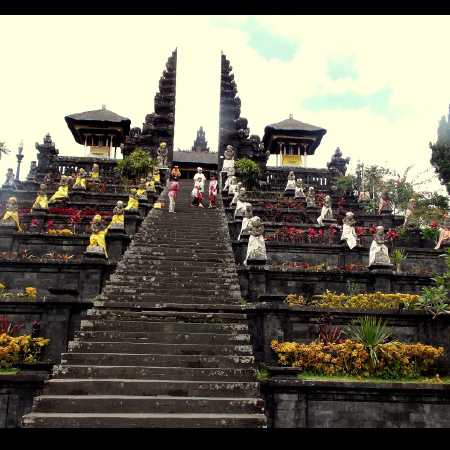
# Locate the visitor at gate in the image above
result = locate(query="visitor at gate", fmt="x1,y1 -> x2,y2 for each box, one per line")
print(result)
191,180 -> 204,208
168,176 -> 180,213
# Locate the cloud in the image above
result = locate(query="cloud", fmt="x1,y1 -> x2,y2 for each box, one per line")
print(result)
327,56 -> 358,80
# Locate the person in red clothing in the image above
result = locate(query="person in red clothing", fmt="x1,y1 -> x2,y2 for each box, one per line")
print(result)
168,176 -> 180,213
208,174 -> 218,208
191,180 -> 204,208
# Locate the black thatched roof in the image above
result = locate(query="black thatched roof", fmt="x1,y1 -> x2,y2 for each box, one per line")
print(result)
263,116 -> 327,156
173,151 -> 218,166
65,107 -> 131,147
265,117 -> 326,133
65,108 -> 130,123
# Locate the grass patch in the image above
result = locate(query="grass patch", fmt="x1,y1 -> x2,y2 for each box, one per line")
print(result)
296,372 -> 450,384
0,368 -> 19,375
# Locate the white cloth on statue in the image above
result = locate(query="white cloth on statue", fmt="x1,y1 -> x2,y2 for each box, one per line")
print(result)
235,200 -> 250,219
295,187 -> 305,198
245,235 -> 266,264
231,189 -> 240,206
369,240 -> 389,266
341,223 -> 357,249
193,173 -> 206,192
285,179 -> 296,191
229,183 -> 238,196
222,159 -> 235,175
239,217 -> 251,241
317,205 -> 332,225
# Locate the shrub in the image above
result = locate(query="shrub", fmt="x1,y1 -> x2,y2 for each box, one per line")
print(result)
311,291 -> 419,310
284,294 -> 305,306
117,147 -> 155,181
234,158 -> 260,189
0,333 -> 49,368
271,339 -> 444,379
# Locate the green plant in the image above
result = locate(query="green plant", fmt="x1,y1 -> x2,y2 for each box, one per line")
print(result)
344,317 -> 391,368
256,368 -> 270,381
420,226 -> 439,242
346,281 -> 360,297
234,158 -> 260,189
391,248 -> 407,269
117,147 -> 155,181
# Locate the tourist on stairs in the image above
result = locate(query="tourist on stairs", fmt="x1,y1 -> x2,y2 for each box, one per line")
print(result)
208,175 -> 218,208
191,180 -> 204,208
168,176 -> 180,213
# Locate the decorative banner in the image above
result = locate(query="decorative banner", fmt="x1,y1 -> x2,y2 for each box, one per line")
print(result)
89,146 -> 110,157
282,154 -> 302,166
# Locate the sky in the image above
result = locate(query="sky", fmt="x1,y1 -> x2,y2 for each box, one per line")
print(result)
0,15 -> 449,193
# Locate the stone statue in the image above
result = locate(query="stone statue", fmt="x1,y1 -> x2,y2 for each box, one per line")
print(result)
306,186 -> 316,208
136,179 -> 148,201
3,168 -> 17,189
317,195 -> 334,225
234,188 -> 250,219
327,147 -> 350,176
231,182 -> 243,206
228,176 -> 239,196
48,175 -> 70,204
378,190 -> 392,215
157,142 -> 169,168
285,171 -> 296,196
125,188 -> 139,211
90,163 -> 100,180
294,178 -> 305,199
108,201 -> 125,231
223,167 -> 236,192
145,175 -> 156,194
86,214 -> 108,257
72,168 -> 87,190
239,204 -> 253,240
32,184 -> 48,210
403,197 -> 416,226
434,213 -> 450,250
27,161 -> 37,181
245,216 -> 267,265
341,211 -> 358,249
222,145 -> 235,175
369,226 -> 392,267
1,197 -> 21,231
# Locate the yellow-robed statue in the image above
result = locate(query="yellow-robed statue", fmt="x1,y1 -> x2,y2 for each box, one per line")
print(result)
48,176 -> 70,204
86,214 -> 108,257
90,163 -> 100,180
108,201 -> 125,231
1,197 -> 22,231
73,168 -> 87,190
32,184 -> 49,210
125,189 -> 139,210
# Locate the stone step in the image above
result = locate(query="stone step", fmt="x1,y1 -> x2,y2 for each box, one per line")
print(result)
101,287 -> 241,297
81,319 -> 249,333
74,330 -> 250,345
93,302 -> 243,311
41,378 -> 261,398
32,395 -> 265,414
86,310 -> 249,323
68,341 -> 253,356
61,352 -> 254,368
52,365 -> 257,382
23,412 -> 267,428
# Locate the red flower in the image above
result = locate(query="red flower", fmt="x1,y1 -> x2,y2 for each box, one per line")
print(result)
46,219 -> 54,230
386,229 -> 398,240
431,221 -> 438,230
307,228 -> 318,238
369,225 -> 377,235
355,227 -> 365,236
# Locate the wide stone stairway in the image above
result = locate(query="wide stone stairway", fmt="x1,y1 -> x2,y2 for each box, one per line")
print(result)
23,179 -> 267,428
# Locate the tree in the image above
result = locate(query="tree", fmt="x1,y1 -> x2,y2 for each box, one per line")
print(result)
117,147 -> 156,181
430,106 -> 450,194
0,142 -> 10,160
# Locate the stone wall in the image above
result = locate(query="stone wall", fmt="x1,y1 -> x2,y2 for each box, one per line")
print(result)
262,377 -> 450,428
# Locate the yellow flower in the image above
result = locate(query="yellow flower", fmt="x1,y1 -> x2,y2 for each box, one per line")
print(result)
25,287 -> 37,298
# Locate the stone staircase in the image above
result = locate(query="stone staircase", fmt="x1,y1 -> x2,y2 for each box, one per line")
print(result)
23,179 -> 267,428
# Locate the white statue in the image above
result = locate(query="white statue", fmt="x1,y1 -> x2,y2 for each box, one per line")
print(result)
231,182 -> 243,206
244,216 -> 267,264
341,212 -> 358,250
403,198 -> 416,226
234,188 -> 250,219
228,176 -> 239,196
239,204 -> 253,240
223,167 -> 235,192
157,142 -> 169,168
369,226 -> 391,267
285,171 -> 296,192
317,195 -> 334,225
434,214 -> 450,250
294,179 -> 305,198
306,186 -> 316,207
222,145 -> 235,175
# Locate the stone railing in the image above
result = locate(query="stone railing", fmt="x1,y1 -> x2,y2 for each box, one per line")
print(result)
265,167 -> 334,191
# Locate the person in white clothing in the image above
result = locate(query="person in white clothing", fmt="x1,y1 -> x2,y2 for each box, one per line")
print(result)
193,167 -> 206,193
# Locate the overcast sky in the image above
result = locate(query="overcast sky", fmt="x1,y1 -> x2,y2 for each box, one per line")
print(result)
0,15 -> 449,193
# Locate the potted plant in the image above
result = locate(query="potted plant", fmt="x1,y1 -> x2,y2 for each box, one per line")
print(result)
391,248 -> 407,273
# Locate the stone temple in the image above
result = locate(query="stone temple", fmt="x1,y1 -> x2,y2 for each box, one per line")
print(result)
0,49 -> 450,428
